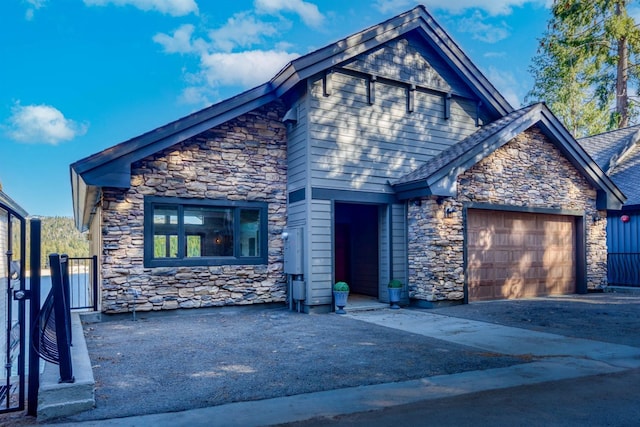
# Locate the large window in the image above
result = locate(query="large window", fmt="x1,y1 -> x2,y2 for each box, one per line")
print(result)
144,197 -> 268,267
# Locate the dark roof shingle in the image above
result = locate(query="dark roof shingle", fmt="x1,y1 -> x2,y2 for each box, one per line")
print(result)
578,125 -> 640,171
579,125 -> 640,206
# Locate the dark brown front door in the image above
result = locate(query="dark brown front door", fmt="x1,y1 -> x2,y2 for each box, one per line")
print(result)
335,223 -> 350,284
335,203 -> 379,297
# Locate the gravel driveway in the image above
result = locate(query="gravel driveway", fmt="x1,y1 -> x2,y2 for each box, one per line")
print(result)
56,304 -> 523,423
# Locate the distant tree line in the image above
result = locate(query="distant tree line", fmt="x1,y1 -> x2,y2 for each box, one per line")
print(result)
11,216 -> 89,271
40,216 -> 89,267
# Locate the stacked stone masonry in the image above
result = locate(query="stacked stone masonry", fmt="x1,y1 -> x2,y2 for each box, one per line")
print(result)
100,102 -> 288,313
408,126 -> 608,302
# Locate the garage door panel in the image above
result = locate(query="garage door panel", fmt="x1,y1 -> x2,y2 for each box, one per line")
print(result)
474,285 -> 495,300
467,209 -> 576,301
476,250 -> 494,263
501,276 -> 525,299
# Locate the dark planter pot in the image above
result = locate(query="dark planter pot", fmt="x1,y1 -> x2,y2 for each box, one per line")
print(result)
333,291 -> 349,314
388,287 -> 402,309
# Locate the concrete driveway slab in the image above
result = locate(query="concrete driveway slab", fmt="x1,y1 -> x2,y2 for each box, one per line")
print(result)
347,309 -> 640,369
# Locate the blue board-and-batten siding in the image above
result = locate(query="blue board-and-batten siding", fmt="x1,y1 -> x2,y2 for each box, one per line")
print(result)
309,200 -> 333,305
286,93 -> 309,194
391,203 -> 408,301
378,205 -> 391,301
308,73 -> 480,194
287,202 -> 306,227
607,209 -> 640,286
342,33 -> 477,101
608,210 -> 640,252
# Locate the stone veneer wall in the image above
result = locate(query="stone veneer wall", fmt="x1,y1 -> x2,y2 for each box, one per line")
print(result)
99,102 -> 288,313
408,126 -> 608,303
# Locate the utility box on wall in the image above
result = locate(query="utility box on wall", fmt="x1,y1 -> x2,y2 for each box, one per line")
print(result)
283,227 -> 304,275
292,280 -> 306,300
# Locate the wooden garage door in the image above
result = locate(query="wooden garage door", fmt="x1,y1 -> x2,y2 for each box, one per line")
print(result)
467,209 -> 575,301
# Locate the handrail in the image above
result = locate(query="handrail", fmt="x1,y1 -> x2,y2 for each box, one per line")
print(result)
32,290 -> 57,364
32,254 -> 75,383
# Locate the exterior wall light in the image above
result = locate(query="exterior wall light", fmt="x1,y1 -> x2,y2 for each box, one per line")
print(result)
621,215 -> 631,223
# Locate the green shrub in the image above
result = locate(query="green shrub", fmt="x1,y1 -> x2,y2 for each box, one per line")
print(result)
388,279 -> 403,288
333,281 -> 349,292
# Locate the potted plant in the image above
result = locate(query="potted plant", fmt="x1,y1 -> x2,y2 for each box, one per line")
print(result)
388,279 -> 403,309
333,281 -> 349,314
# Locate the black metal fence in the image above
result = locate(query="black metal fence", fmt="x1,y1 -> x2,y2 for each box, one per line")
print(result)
33,254 -> 75,383
608,253 -> 640,287
67,256 -> 98,311
1,197 -> 29,414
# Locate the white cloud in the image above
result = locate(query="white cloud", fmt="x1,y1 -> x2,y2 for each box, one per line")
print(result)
178,86 -> 216,106
153,8 -> 304,106
154,12 -> 284,55
457,11 -> 510,43
275,41 -> 295,51
375,0 -> 549,16
153,24 -> 200,53
255,0 -> 324,27
200,50 -> 299,88
83,0 -> 198,16
374,0 -> 414,14
24,0 -> 47,21
5,103 -> 88,144
484,51 -> 507,58
208,12 -> 280,52
176,50 -> 299,107
152,0 -> 328,106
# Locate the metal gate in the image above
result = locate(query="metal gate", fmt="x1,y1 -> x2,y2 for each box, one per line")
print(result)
1,196 -> 40,415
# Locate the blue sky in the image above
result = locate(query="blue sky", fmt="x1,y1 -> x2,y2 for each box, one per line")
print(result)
0,0 -> 554,218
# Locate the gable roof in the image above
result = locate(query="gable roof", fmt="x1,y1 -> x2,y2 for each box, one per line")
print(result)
392,103 -> 626,211
70,5 -> 514,231
579,125 -> 640,207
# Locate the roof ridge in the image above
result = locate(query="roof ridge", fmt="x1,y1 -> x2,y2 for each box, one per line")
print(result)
609,127 -> 640,173
578,123 -> 640,141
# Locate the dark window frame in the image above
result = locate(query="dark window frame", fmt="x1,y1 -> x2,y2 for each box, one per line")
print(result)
143,196 -> 268,267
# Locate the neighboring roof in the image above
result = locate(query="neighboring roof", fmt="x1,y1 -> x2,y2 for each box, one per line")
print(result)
579,125 -> 640,207
0,190 -> 28,219
70,5 -> 514,231
393,103 -> 626,211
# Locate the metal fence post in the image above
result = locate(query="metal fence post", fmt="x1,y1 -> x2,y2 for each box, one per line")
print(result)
60,257 -> 72,346
27,218 -> 41,416
48,253 -> 74,383
92,255 -> 98,312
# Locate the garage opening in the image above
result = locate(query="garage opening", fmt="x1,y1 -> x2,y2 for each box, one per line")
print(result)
335,203 -> 379,297
467,209 -> 577,301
